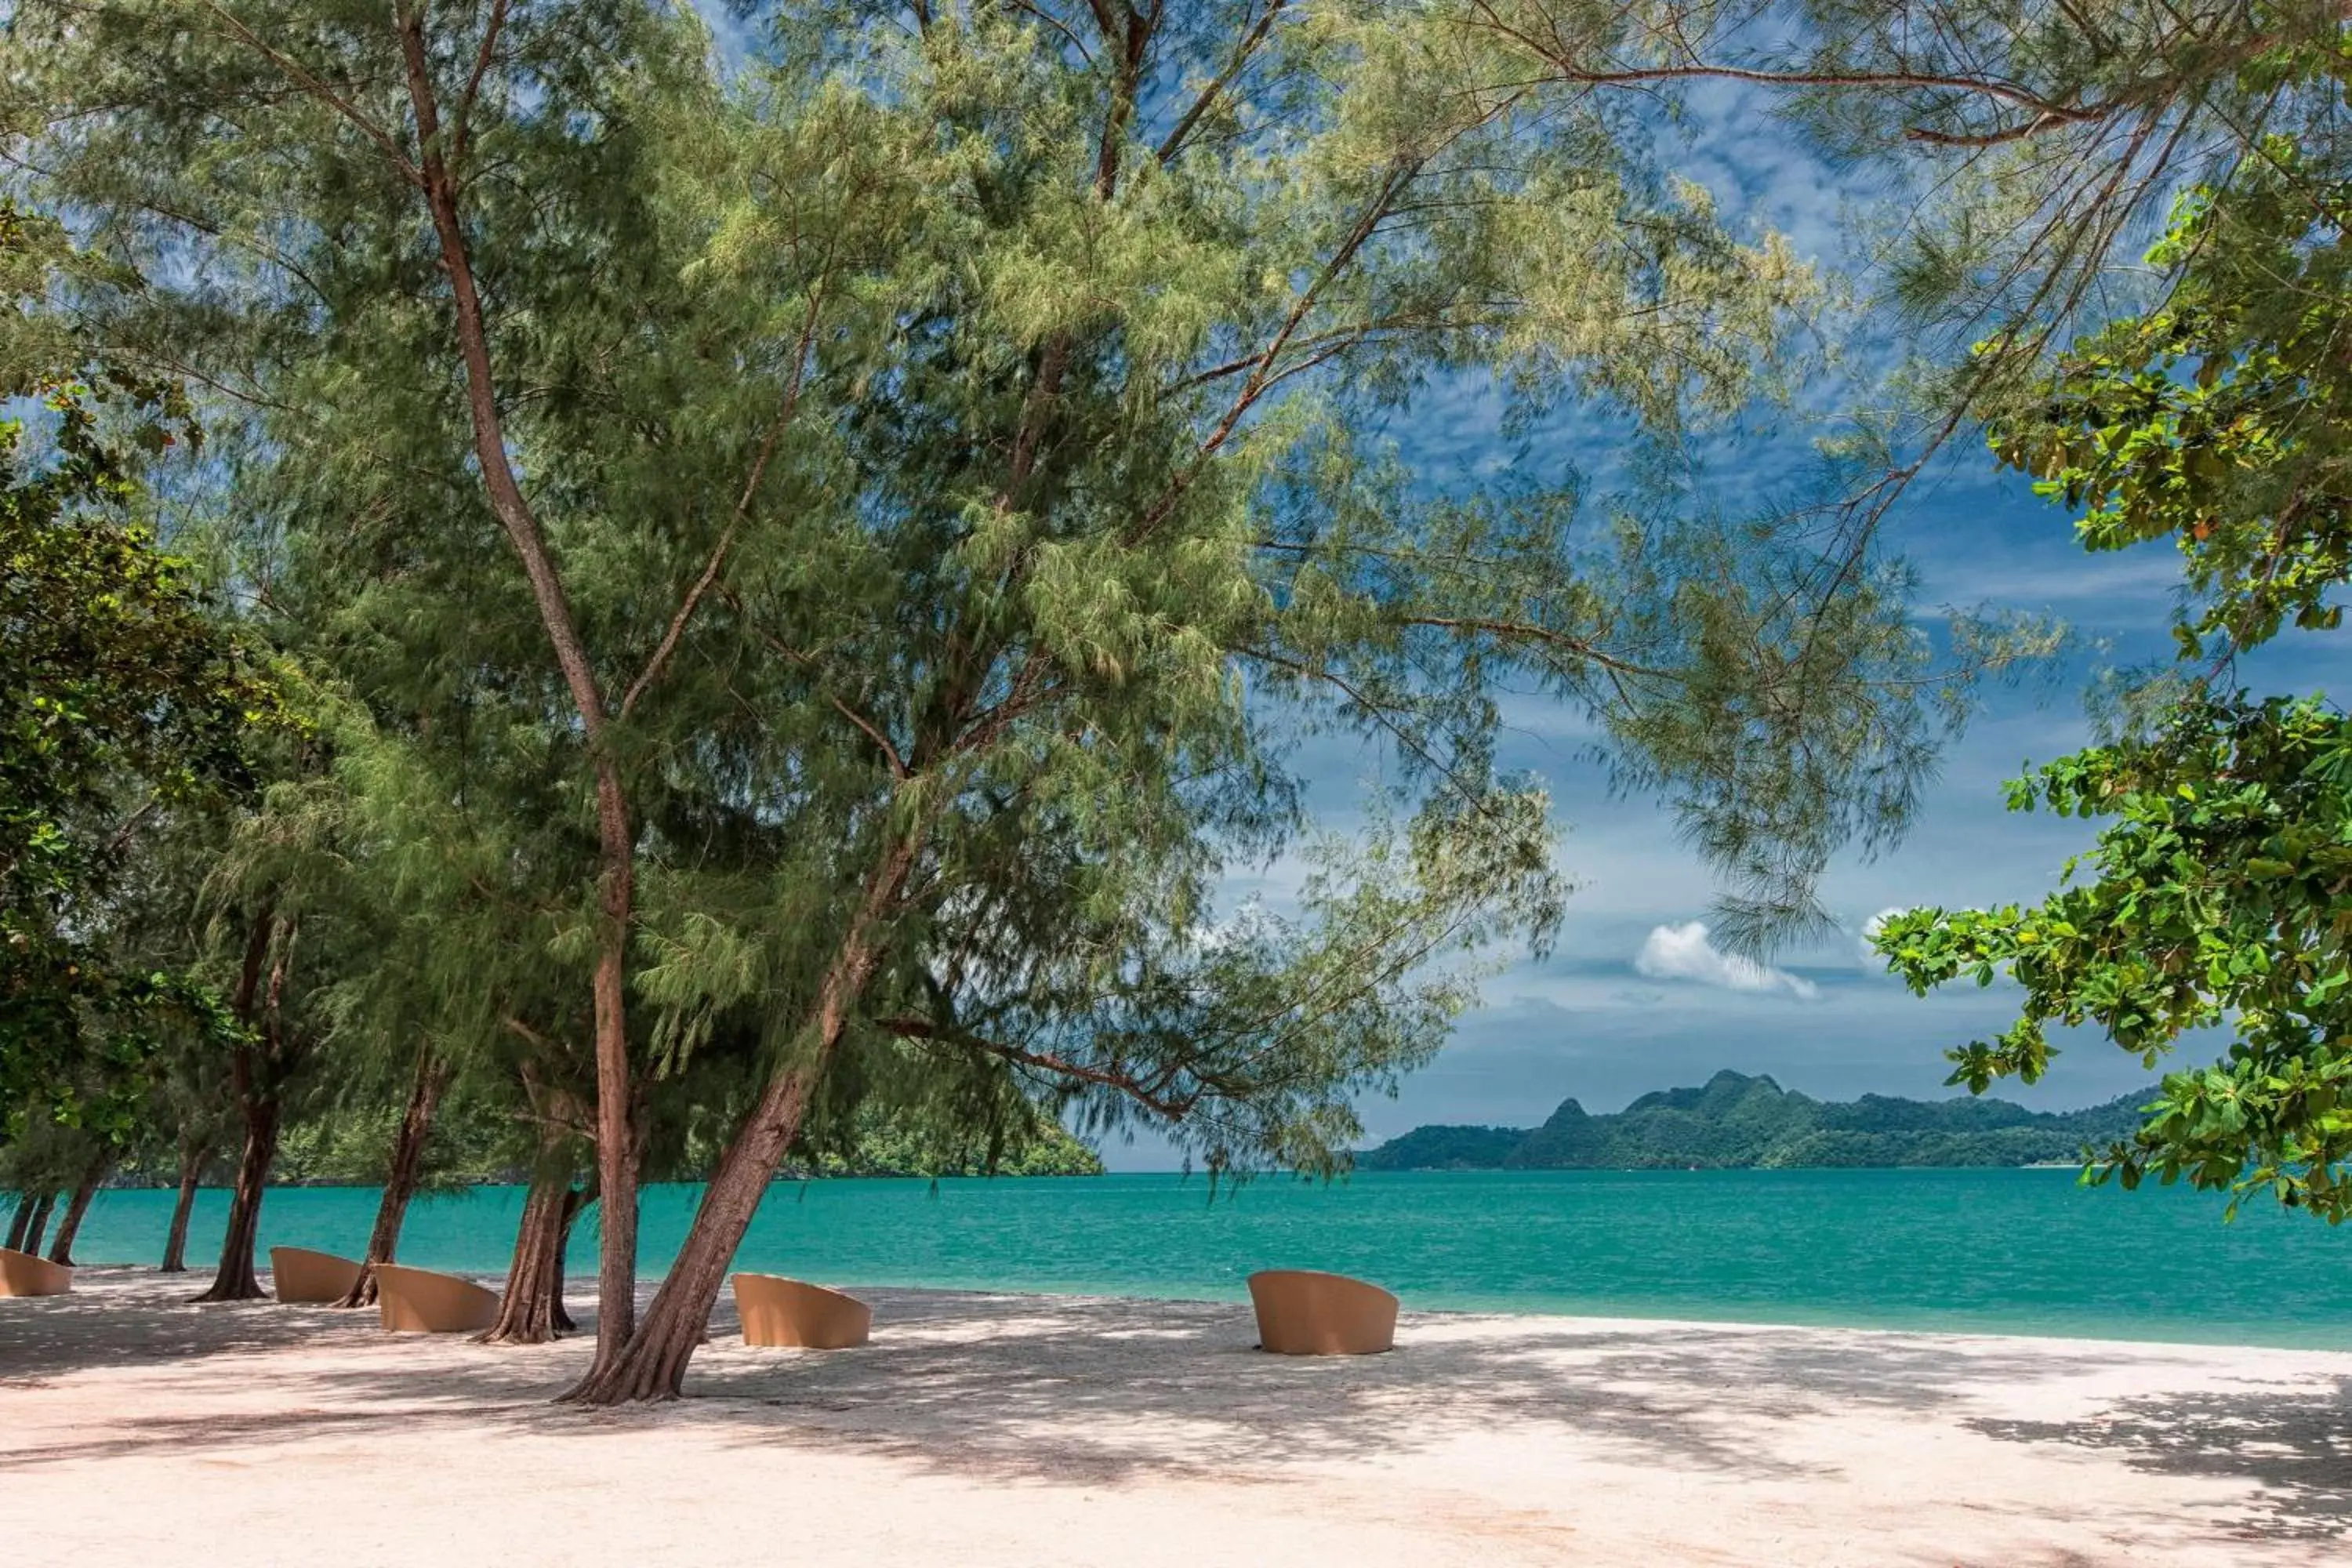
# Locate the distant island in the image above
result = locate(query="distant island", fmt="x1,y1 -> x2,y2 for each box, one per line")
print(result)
1357,1070 -> 2148,1171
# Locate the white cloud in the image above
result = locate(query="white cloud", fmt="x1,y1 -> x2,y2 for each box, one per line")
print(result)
1633,920 -> 1820,1000
1857,906 -> 1906,966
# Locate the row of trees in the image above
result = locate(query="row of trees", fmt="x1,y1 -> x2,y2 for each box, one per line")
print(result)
3,1 -> 2345,1399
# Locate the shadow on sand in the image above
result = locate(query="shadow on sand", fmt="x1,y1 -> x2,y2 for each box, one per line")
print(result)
3,1272 -> 2347,1549
1967,1381 -> 2352,1544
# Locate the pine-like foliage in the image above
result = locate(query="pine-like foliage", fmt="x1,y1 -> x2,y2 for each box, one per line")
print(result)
4,2 -> 2007,1393
1435,0 -> 2352,412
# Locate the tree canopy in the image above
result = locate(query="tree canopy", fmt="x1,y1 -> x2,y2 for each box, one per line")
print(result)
0,0 -> 2176,1399
0,206 -> 280,1145
1875,142 -> 2352,1220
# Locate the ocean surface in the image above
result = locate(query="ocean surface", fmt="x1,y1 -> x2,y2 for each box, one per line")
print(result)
60,1168 -> 2352,1349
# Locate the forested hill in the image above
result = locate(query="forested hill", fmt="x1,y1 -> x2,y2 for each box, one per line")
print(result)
1356,1071 -> 2148,1171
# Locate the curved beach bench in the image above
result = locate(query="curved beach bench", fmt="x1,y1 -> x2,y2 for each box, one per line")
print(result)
1247,1269 -> 1398,1356
731,1274 -> 872,1349
0,1245 -> 72,1298
372,1264 -> 499,1334
269,1246 -> 365,1305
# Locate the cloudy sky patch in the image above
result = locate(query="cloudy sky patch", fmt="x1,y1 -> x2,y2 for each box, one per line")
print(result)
1634,920 -> 1821,1000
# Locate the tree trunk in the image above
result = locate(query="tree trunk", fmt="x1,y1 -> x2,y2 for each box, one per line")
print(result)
561,1067 -> 818,1401
160,1140 -> 205,1272
579,917 -> 641,1378
196,908 -> 292,1304
4,1194 -> 32,1253
193,1091 -> 281,1303
393,12 -> 642,1385
18,1192 -> 56,1256
335,1043 -> 448,1309
47,1149 -> 112,1265
561,842 -> 913,1403
550,1178 -> 595,1334
477,1163 -> 575,1346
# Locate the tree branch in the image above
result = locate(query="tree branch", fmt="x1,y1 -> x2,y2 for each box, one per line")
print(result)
1156,1 -> 1287,165
833,695 -> 913,779
1399,615 -> 1674,681
878,1015 -> 1198,1120
198,0 -> 421,182
621,275 -> 833,718
1129,159 -> 1418,542
452,0 -> 509,169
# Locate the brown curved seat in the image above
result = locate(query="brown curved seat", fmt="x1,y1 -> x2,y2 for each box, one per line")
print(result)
0,1246 -> 72,1298
269,1246 -> 365,1305
1247,1269 -> 1398,1356
731,1273 -> 872,1349
372,1264 -> 499,1334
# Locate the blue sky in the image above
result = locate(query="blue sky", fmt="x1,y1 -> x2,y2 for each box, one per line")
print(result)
679,12 -> 2341,1167
1103,77 -> 2351,1168
1112,442 -> 2349,1171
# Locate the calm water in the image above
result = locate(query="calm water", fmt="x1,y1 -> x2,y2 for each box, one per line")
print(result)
60,1168 -> 2352,1349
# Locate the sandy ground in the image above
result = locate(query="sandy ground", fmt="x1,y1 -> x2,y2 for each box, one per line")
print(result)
1,1270 -> 2347,1566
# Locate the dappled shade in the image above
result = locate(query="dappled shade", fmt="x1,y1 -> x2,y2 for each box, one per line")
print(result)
372,1265 -> 498,1334
0,1245 -> 72,1298
1247,1270 -> 1397,1356
268,1247 -> 363,1305
732,1275 -> 873,1350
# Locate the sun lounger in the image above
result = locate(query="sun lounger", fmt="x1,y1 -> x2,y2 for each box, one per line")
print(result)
372,1264 -> 499,1333
0,1245 -> 72,1298
269,1246 -> 365,1305
1247,1269 -> 1398,1355
731,1273 -> 872,1349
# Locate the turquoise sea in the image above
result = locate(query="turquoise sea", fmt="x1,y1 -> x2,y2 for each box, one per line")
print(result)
60,1168 -> 2352,1350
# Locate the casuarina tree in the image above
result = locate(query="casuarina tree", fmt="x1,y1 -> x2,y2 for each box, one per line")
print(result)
11,2 -> 2000,1400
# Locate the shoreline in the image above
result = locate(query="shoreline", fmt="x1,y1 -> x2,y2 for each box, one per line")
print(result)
38,1264 -> 2352,1365
569,1272 -> 2352,1357
6,1269 -> 2347,1565
54,1260 -> 2352,1356
78,1163 -> 2118,1189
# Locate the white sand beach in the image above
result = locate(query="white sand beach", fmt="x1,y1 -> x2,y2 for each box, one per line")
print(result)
2,1269 -> 2347,1566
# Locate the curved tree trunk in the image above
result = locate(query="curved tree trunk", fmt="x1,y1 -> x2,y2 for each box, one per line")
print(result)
4,1193 -> 33,1253
561,844 -> 912,1404
548,1178 -> 595,1334
391,23 -> 644,1385
193,1093 -> 281,1303
47,1149 -> 113,1265
334,1043 -> 448,1309
17,1192 -> 56,1257
160,1140 -> 205,1272
196,907 -> 295,1305
561,1066 -> 818,1402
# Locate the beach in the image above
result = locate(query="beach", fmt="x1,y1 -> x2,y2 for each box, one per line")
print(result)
2,1270 -> 2346,1565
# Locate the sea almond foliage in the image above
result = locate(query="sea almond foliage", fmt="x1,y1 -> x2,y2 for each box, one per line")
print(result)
1,207 -> 278,1153
1878,144 -> 2352,1220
